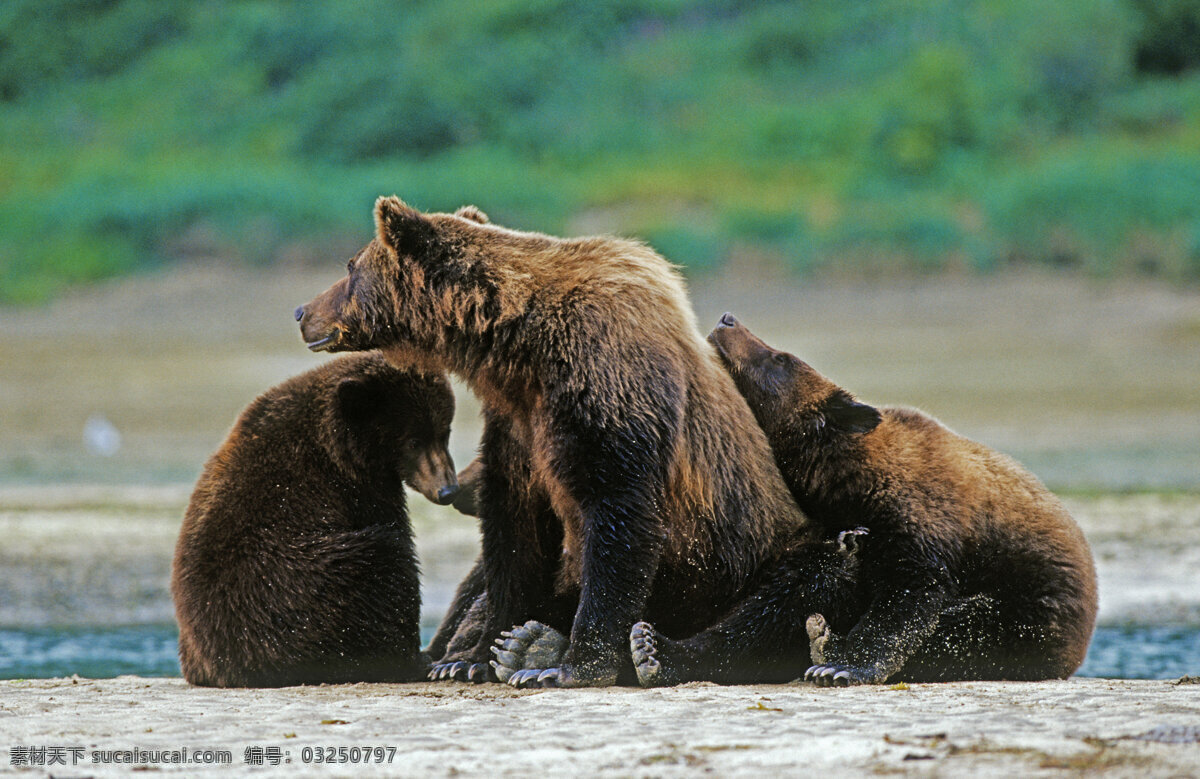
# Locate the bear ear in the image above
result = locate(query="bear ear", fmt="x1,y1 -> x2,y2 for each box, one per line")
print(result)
454,205 -> 489,224
374,195 -> 440,258
335,377 -> 382,423
823,390 -> 881,435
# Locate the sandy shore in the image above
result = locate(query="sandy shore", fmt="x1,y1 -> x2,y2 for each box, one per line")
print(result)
2,677 -> 1198,776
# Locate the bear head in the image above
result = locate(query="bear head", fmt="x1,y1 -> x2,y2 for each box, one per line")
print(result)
326,355 -> 461,505
295,198 -> 508,369
707,313 -> 881,442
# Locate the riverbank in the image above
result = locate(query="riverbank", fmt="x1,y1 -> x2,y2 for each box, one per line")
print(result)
2,676 -> 1198,776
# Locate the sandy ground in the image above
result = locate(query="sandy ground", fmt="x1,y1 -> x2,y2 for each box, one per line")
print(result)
2,677 -> 1199,777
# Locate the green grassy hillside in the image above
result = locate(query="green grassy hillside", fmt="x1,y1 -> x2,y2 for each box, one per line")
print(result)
2,0 -> 1200,301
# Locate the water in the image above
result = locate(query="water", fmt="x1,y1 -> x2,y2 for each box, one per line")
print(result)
0,625 -> 181,679
1,625 -> 1196,681
1076,625 -> 1200,680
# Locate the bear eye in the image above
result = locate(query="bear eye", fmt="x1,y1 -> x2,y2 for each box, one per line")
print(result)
405,437 -> 421,451
347,259 -> 355,274
772,353 -> 789,366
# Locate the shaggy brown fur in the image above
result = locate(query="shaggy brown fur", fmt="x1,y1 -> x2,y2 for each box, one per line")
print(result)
708,314 -> 1099,684
296,198 -> 812,686
172,354 -> 459,687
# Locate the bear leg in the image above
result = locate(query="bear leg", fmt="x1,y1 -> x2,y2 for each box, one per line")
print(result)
436,418 -> 567,684
426,557 -> 487,663
428,591 -> 493,683
624,542 -> 865,686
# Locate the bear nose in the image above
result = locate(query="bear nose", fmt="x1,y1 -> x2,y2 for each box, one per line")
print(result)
719,312 -> 738,328
436,485 -> 459,505
294,305 -> 305,322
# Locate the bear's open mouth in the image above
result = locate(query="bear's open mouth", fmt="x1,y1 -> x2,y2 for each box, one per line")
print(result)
306,329 -> 341,352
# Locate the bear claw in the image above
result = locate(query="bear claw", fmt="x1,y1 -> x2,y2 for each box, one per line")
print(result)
428,660 -> 489,683
490,645 -> 521,669
804,664 -> 864,687
428,661 -> 456,681
505,668 -> 544,688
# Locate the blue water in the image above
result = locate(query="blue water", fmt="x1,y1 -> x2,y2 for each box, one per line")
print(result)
0,624 -> 441,680
1076,625 -> 1200,680
0,625 -> 182,679
1,625 -> 1196,680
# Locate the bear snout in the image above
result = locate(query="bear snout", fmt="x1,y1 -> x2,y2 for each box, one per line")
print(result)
718,312 -> 739,328
294,305 -> 305,322
407,449 -> 460,506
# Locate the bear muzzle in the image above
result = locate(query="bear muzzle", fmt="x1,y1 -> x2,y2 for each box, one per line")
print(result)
706,312 -> 772,372
407,449 -> 460,506
295,306 -> 344,352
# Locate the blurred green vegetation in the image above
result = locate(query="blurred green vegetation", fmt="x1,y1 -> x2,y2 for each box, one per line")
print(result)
2,0 -> 1200,302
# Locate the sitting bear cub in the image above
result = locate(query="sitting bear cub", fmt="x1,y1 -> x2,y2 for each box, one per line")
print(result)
705,314 -> 1098,685
172,353 -> 460,687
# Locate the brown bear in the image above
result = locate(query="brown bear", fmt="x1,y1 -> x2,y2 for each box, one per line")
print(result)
295,198 -> 845,687
684,313 -> 1099,685
171,353 -> 459,687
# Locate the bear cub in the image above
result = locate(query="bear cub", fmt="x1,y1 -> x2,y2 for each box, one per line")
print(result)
172,353 -> 460,687
708,314 -> 1098,684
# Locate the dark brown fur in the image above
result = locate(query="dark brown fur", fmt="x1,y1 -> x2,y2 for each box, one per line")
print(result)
296,198 -> 812,686
172,354 -> 459,687
709,315 -> 1099,683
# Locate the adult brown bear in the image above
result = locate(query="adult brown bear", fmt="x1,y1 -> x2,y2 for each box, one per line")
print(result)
172,354 -> 459,687
686,314 -> 1098,685
296,198 -> 846,687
